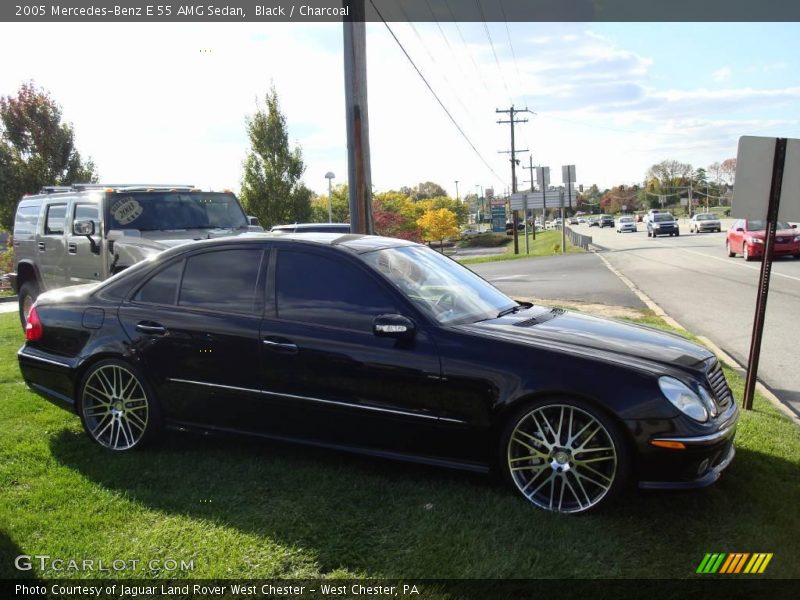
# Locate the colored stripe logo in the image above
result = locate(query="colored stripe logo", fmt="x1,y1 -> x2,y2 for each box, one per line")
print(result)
696,553 -> 773,574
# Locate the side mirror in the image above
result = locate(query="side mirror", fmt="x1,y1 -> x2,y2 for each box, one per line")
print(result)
373,314 -> 416,340
736,227 -> 744,232
792,224 -> 797,229
248,216 -> 260,226
73,219 -> 95,236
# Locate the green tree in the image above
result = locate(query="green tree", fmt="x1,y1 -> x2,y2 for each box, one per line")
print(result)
0,82 -> 97,232
240,87 -> 312,228
310,183 -> 350,223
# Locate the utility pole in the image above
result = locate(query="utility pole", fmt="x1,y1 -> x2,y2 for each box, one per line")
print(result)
343,0 -> 374,234
454,180 -> 460,203
497,105 -> 531,254
526,155 -> 536,240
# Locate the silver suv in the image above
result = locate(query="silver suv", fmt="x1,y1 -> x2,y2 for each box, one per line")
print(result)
10,184 -> 261,325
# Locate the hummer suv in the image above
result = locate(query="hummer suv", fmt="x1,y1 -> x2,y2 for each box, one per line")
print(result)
10,183 -> 262,325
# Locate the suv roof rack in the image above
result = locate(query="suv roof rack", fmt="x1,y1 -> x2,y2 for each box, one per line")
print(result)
36,183 -> 197,194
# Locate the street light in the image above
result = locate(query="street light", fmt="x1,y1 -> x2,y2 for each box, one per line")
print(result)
324,171 -> 335,223
454,180 -> 460,203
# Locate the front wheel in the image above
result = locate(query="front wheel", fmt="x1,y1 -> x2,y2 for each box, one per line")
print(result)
744,244 -> 753,261
501,399 -> 629,514
78,359 -> 160,451
18,280 -> 40,328
726,241 -> 735,257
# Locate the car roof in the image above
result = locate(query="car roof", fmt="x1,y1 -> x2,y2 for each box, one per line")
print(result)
154,232 -> 419,259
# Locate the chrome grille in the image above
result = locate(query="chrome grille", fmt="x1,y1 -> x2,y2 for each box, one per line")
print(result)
707,360 -> 733,409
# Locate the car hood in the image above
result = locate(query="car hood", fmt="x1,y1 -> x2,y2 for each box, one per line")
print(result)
455,306 -> 713,369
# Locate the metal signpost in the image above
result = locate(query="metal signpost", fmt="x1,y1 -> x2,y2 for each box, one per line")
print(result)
733,136 -> 800,410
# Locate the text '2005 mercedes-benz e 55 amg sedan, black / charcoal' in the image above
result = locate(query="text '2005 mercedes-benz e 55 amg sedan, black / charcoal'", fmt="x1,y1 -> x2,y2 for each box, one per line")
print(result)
18,233 -> 738,513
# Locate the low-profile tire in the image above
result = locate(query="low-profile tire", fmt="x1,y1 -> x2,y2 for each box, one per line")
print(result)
726,241 -> 735,257
500,397 -> 630,514
77,359 -> 161,451
18,280 -> 40,329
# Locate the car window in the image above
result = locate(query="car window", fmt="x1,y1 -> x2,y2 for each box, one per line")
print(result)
746,220 -> 790,231
13,205 -> 40,240
177,249 -> 264,315
135,260 -> 184,305
276,250 -> 398,332
44,204 -> 67,235
653,213 -> 673,222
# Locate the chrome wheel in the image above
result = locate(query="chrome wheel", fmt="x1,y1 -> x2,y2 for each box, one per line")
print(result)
506,404 -> 619,513
81,363 -> 150,450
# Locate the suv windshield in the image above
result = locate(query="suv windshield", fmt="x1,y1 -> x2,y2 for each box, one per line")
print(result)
106,192 -> 248,231
653,213 -> 674,222
361,245 -> 515,325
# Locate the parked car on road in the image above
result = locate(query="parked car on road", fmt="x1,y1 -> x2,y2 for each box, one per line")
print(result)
598,215 -> 615,228
725,219 -> 800,261
690,213 -> 722,233
616,216 -> 637,233
9,184 -> 260,327
647,213 -> 680,237
19,233 -> 738,514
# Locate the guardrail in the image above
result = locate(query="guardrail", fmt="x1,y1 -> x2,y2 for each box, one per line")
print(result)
564,226 -> 592,250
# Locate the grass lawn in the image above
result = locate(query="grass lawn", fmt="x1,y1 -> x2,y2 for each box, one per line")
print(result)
1,311 -> 799,580
459,230 -> 583,265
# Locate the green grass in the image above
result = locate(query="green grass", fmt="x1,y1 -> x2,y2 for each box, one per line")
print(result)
1,311 -> 799,580
459,230 -> 583,265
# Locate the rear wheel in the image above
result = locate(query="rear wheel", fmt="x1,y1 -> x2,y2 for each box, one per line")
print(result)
18,280 -> 40,328
501,398 -> 629,514
78,359 -> 160,451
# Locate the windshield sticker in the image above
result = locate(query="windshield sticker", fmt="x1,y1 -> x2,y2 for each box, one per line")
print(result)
111,197 -> 143,225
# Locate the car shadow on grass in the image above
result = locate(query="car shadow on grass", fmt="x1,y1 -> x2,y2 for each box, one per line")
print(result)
48,429 -> 799,579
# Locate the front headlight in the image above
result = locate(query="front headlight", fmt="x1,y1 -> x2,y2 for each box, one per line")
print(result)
747,237 -> 764,244
793,235 -> 800,242
658,377 -> 709,422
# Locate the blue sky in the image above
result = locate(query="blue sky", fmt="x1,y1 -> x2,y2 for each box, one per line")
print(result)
1,21 -> 798,197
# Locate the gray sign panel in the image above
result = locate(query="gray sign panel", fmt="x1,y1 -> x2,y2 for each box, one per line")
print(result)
733,136 -> 800,222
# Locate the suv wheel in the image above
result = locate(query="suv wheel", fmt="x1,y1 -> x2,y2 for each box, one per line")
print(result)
18,281 -> 40,328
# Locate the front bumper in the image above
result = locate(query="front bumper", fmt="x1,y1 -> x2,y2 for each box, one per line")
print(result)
744,241 -> 800,257
638,406 -> 739,490
651,225 -> 679,235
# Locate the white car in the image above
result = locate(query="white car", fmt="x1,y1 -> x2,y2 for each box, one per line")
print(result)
690,213 -> 722,233
617,216 -> 637,233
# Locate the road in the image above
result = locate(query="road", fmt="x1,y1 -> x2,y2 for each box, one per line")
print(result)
583,218 -> 800,416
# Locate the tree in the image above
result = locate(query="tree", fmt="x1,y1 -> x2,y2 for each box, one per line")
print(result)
417,207 -> 459,250
645,160 -> 693,192
402,181 -> 448,201
0,82 -> 97,232
720,158 -> 737,185
310,183 -> 350,223
240,87 -> 312,228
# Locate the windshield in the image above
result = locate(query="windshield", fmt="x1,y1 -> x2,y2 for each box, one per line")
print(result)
106,192 -> 248,231
696,214 -> 715,221
653,213 -> 674,222
620,217 -> 633,223
361,245 -> 515,325
747,220 -> 791,231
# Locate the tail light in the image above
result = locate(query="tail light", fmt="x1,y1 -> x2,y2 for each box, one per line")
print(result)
25,306 -> 43,342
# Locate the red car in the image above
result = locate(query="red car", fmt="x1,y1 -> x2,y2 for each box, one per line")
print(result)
726,219 -> 800,261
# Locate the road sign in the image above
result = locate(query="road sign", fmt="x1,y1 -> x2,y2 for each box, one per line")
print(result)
733,136 -> 800,221
510,191 -> 562,210
491,206 -> 506,232
562,164 -> 576,183
536,167 -> 550,189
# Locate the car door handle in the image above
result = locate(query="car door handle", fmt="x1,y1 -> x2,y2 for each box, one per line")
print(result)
68,242 -> 77,254
38,242 -> 46,252
262,338 -> 298,353
136,322 -> 167,335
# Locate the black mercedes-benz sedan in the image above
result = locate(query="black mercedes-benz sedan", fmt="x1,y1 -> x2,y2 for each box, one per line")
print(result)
18,233 -> 738,513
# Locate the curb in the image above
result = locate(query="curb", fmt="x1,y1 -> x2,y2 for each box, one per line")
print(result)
594,251 -> 800,426
0,295 -> 17,304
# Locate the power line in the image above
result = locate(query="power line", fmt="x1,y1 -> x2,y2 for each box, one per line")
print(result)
443,0 -> 490,94
476,0 -> 513,106
370,0 -> 507,188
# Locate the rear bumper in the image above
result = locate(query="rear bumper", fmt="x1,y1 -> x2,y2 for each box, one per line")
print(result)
17,346 -> 78,413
